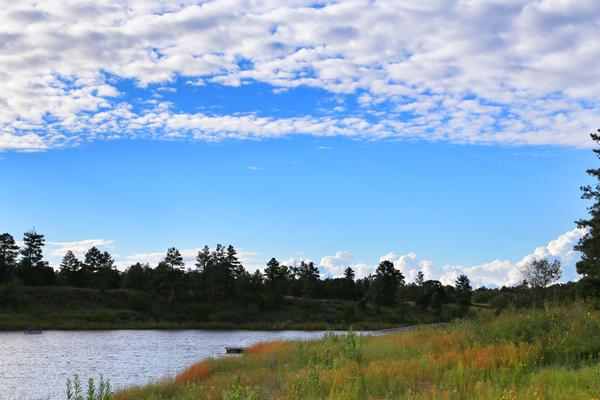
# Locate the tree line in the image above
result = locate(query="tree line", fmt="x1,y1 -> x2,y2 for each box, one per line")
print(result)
2,129 -> 600,315
0,231 -> 476,313
0,226 -> 578,315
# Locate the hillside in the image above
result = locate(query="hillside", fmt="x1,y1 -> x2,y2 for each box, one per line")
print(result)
116,305 -> 600,399
0,286 -> 463,330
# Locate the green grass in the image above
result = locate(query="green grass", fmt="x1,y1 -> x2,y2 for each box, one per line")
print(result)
0,286 -> 462,330
115,304 -> 600,399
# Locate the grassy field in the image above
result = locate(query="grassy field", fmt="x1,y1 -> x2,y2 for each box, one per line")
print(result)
116,304 -> 600,399
0,286 -> 462,330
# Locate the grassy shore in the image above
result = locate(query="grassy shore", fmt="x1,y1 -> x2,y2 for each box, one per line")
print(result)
0,286 -> 463,331
116,304 -> 600,399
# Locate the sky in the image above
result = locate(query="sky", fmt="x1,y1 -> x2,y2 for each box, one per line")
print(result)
0,0 -> 598,287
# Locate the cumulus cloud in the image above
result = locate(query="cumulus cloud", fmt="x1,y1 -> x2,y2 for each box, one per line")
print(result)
1,0 -> 599,151
379,252 -> 436,283
319,251 -> 354,278
318,228 -> 586,287
438,227 -> 587,287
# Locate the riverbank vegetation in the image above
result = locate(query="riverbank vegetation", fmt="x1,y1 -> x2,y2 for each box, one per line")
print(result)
115,304 -> 600,399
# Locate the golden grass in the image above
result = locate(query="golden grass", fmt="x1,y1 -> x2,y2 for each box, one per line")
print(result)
174,360 -> 214,384
247,340 -> 290,354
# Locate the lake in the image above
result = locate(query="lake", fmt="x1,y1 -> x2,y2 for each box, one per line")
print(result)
0,330 -> 338,400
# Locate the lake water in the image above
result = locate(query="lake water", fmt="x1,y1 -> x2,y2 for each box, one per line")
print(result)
0,330 -> 338,400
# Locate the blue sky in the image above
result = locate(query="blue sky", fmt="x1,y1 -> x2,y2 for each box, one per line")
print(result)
0,1 -> 598,286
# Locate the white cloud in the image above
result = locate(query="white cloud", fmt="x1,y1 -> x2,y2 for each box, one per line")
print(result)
379,251 -> 436,283
1,1 -> 599,151
314,228 -> 586,288
0,133 -> 47,151
438,227 -> 587,287
319,250 -> 353,278
47,239 -> 115,257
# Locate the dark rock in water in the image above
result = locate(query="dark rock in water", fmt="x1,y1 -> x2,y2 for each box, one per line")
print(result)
24,328 -> 42,334
225,346 -> 247,354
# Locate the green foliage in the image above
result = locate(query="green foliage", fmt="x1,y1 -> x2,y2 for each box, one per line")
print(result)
222,379 -> 261,400
372,260 -> 404,306
66,374 -> 114,400
520,257 -> 562,289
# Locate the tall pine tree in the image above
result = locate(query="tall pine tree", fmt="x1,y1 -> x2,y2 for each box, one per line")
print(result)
576,130 -> 600,296
0,233 -> 19,284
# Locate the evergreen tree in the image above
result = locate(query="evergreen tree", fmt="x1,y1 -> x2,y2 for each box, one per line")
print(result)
454,274 -> 472,314
226,245 -> 245,278
373,260 -> 404,306
576,130 -> 600,296
415,271 -> 425,286
58,250 -> 82,287
264,258 -> 285,307
0,233 -> 19,284
164,247 -> 184,270
344,267 -> 355,281
264,258 -> 284,286
18,229 -> 54,285
196,244 -> 234,298
195,245 -> 211,272
297,261 -> 320,298
122,263 -> 152,290
95,250 -> 120,290
83,247 -> 119,289
343,267 -> 356,299
19,229 -> 45,267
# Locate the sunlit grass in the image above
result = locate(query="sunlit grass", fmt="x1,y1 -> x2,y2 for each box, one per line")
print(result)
115,304 -> 600,399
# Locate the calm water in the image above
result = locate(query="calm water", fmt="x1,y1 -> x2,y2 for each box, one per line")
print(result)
0,330 -> 337,400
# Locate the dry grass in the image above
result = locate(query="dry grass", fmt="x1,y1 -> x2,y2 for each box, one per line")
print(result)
174,360 -> 214,384
247,341 -> 290,354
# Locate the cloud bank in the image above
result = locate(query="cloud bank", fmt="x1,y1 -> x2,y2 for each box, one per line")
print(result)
1,0 -> 599,151
318,228 -> 586,288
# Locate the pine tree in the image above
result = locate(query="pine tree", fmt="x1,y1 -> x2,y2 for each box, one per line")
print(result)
373,260 -> 404,306
18,229 -> 54,285
263,258 -> 285,308
576,129 -> 600,296
226,245 -> 245,278
343,267 -> 356,300
454,274 -> 472,314
264,258 -> 283,286
415,271 -> 425,286
0,233 -> 19,283
19,229 -> 45,267
195,245 -> 211,272
164,247 -> 184,270
298,261 -> 320,298
59,250 -> 81,287
344,267 -> 355,281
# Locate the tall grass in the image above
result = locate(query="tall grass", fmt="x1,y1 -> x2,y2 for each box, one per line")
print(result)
66,375 -> 114,400
116,304 -> 600,399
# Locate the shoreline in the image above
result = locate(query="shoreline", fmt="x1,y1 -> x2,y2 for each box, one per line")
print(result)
0,320 -> 409,332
